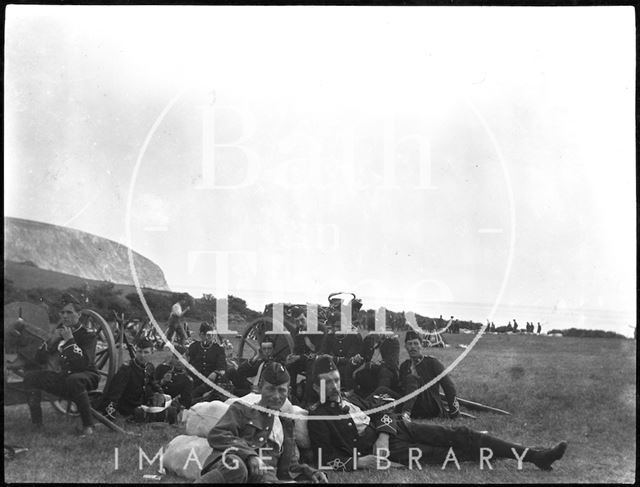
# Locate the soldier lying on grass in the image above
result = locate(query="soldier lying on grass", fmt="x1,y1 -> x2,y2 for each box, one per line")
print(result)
308,355 -> 567,472
195,362 -> 328,484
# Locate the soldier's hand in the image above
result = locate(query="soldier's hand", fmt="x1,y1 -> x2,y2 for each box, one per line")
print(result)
356,455 -> 380,470
246,455 -> 267,480
351,354 -> 364,366
207,371 -> 218,382
161,372 -> 172,384
373,432 -> 390,455
311,471 -> 329,483
285,354 -> 300,365
59,326 -> 73,341
447,399 -> 460,419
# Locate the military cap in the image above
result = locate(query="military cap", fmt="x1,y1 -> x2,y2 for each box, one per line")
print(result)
311,354 -> 338,383
60,293 -> 81,308
199,322 -> 214,334
380,335 -> 400,363
136,338 -> 155,350
260,334 -> 276,345
260,361 -> 290,385
405,330 -> 422,343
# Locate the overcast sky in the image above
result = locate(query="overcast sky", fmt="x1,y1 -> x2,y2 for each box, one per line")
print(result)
4,6 -> 636,336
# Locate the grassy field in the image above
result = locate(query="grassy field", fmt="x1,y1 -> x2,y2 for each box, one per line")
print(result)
4,333 -> 636,483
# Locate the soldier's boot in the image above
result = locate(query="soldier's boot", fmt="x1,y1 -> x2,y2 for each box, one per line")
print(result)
26,390 -> 43,427
165,406 -> 177,425
133,406 -> 146,423
479,434 -> 567,471
73,391 -> 95,435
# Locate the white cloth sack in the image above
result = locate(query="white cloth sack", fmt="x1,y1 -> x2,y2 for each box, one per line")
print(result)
184,400 -> 230,438
163,435 -> 212,480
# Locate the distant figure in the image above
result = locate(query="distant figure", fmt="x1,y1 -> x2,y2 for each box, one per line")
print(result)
537,322 -> 542,335
166,296 -> 191,346
513,319 -> 518,332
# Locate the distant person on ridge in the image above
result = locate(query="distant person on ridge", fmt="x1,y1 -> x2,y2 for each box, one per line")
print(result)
537,322 -> 542,335
165,295 -> 191,346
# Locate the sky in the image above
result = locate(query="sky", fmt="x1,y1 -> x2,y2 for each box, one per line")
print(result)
4,6 -> 636,336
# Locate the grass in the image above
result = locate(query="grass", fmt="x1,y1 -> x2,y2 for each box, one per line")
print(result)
4,333 -> 636,483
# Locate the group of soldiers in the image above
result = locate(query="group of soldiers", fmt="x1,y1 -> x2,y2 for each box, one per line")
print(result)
196,354 -> 567,482
487,319 -> 543,334
20,293 -> 567,481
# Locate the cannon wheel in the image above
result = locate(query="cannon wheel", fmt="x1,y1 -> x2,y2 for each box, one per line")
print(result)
50,309 -> 117,416
238,316 -> 294,365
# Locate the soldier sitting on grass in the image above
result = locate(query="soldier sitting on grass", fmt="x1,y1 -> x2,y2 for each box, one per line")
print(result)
155,344 -> 194,410
398,330 -> 460,421
195,362 -> 327,484
189,322 -> 227,403
99,338 -> 178,424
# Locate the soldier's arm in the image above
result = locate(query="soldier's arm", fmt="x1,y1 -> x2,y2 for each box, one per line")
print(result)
207,403 -> 259,461
307,412 -> 357,472
102,364 -> 131,403
148,365 -> 164,394
426,357 -> 459,415
287,442 -> 320,480
213,344 -> 227,373
60,329 -> 95,372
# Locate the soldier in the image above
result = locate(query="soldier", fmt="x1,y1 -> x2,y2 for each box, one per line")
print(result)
283,309 -> 324,406
537,322 -> 542,335
353,334 -> 401,399
189,322 -> 227,403
155,344 -> 194,410
195,362 -> 327,484
513,319 -> 519,332
227,336 -> 277,397
308,355 -> 567,472
23,294 -> 99,435
165,295 -> 191,346
398,331 -> 459,420
318,298 -> 364,391
100,338 -> 177,423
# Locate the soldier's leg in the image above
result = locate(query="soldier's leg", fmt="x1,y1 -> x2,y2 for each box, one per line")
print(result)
174,323 -> 187,346
195,455 -> 249,483
99,366 -> 130,419
23,370 -> 67,426
64,372 -> 100,428
400,421 -> 567,470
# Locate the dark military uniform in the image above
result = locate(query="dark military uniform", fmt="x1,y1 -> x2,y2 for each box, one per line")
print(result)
23,324 -> 99,427
198,400 -> 319,483
101,359 -> 162,417
188,340 -> 226,383
154,363 -> 194,409
308,394 -> 563,471
188,340 -> 227,401
399,355 -> 458,418
353,334 -> 400,398
319,331 -> 364,390
284,326 -> 323,405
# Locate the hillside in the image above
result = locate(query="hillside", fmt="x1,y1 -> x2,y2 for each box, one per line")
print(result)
4,217 -> 169,290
